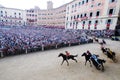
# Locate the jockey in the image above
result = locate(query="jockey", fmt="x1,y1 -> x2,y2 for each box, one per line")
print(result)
107,48 -> 113,55
91,54 -> 100,66
86,50 -> 92,56
102,39 -> 106,44
65,51 -> 70,57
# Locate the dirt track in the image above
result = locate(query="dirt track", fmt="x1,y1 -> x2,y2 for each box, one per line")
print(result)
0,39 -> 120,80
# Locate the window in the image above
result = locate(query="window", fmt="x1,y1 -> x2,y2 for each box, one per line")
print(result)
71,16 -> 73,20
82,1 -> 84,5
74,16 -> 76,19
94,26 -> 97,29
89,21 -> 91,24
106,19 -> 111,29
81,14 -> 83,18
79,2 -> 81,6
107,19 -> 111,24
84,13 -> 87,17
67,17 -> 68,20
110,0 -> 115,3
86,0 -> 88,3
95,20 -> 98,24
96,11 -> 100,16
98,3 -> 101,6
70,23 -> 72,26
90,12 -> 93,17
109,9 -> 114,15
91,5 -> 94,7
83,21 -> 85,24
77,15 -> 79,18
19,13 -> 21,15
67,7 -> 69,10
72,5 -> 74,8
19,21 -> 21,23
1,11 -> 3,13
82,27 -> 84,29
75,4 -> 77,7
5,11 -> 7,14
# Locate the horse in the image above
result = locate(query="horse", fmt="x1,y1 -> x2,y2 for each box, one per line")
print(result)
93,37 -> 99,43
90,57 -> 106,71
101,48 -> 117,62
81,52 -> 92,67
58,53 -> 78,66
101,47 -> 107,54
106,49 -> 117,62
102,39 -> 106,44
99,39 -> 106,45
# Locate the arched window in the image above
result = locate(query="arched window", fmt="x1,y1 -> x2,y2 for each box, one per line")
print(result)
1,11 -> 3,13
83,21 -> 85,27
110,0 -> 115,3
90,12 -> 93,17
106,19 -> 112,29
71,16 -> 73,20
95,20 -> 98,24
94,20 -> 98,29
19,13 -> 21,15
74,15 -> 76,19
83,21 -> 85,24
86,0 -> 89,3
107,19 -> 111,24
82,1 -> 84,5
77,15 -> 79,18
109,9 -> 114,15
89,21 -> 91,24
84,13 -> 87,17
81,14 -> 83,18
96,11 -> 100,16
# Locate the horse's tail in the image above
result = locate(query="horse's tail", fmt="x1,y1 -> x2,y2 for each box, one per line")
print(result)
102,59 -> 106,63
74,54 -> 78,57
100,59 -> 106,63
112,52 -> 116,56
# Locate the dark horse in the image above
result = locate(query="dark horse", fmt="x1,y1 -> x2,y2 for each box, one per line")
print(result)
58,53 -> 78,66
82,53 -> 106,71
99,39 -> 106,45
93,37 -> 99,43
101,48 -> 117,62
81,52 -> 92,67
90,57 -> 106,71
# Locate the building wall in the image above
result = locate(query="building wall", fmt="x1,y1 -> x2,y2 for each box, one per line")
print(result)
65,0 -> 120,30
37,4 -> 66,27
0,7 -> 26,26
26,7 -> 38,26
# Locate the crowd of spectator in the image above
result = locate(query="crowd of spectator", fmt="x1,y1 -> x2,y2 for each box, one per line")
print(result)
0,25 -> 114,57
0,26 -> 93,57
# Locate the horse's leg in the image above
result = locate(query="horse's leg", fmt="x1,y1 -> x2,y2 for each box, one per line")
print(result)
89,60 -> 92,67
61,60 -> 64,65
72,58 -> 77,63
85,60 -> 87,66
101,63 -> 104,71
66,60 -> 69,66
